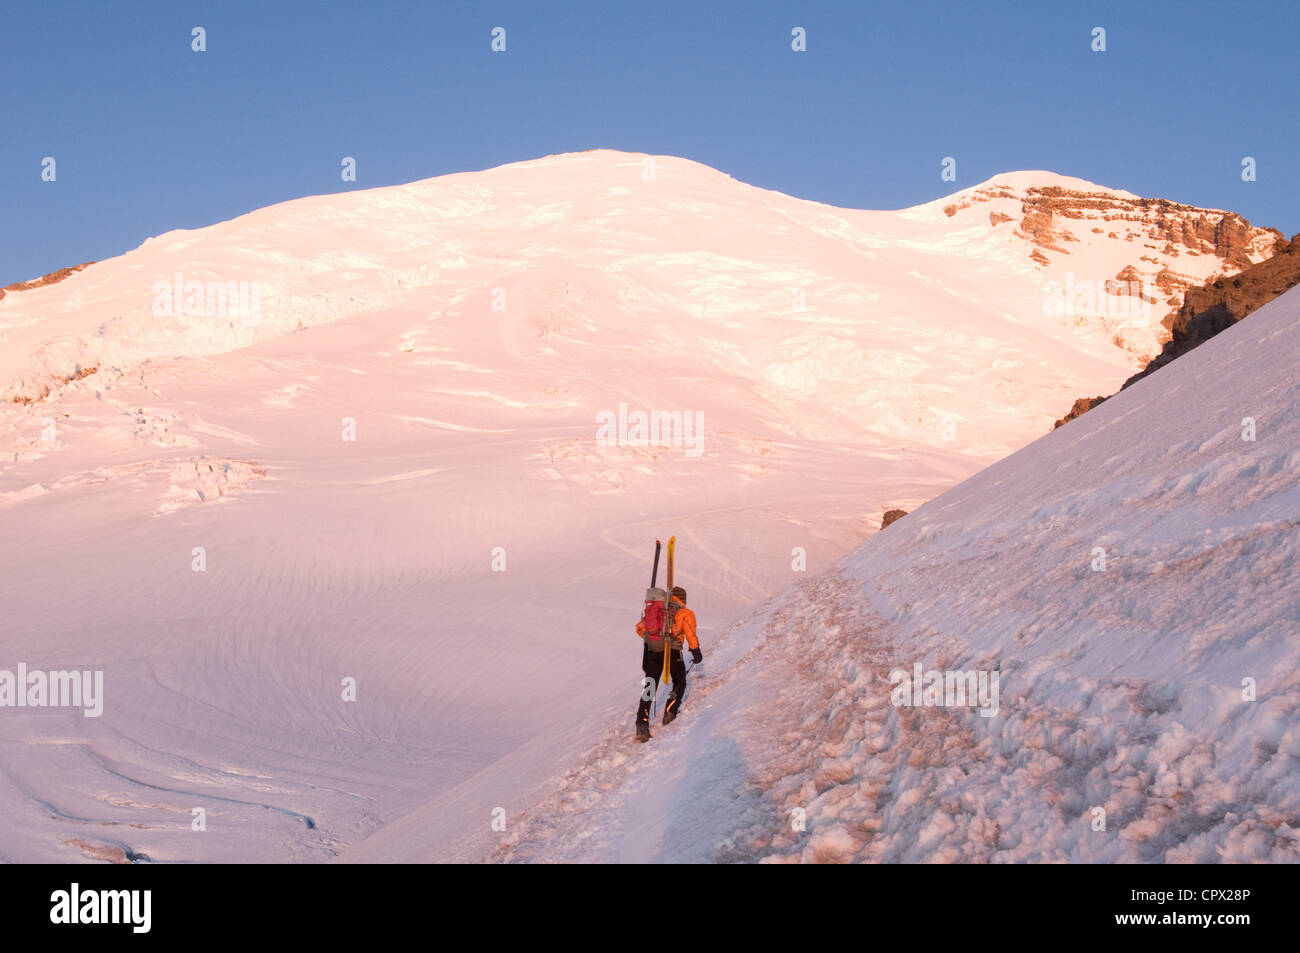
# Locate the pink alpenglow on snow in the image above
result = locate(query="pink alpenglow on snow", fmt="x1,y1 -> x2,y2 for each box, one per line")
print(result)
0,152 -> 1291,864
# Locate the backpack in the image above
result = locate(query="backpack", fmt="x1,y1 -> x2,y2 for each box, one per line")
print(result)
642,587 -> 667,648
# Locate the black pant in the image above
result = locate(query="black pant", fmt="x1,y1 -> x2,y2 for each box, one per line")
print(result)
637,645 -> 686,725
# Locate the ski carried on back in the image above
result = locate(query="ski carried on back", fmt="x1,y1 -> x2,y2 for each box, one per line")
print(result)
633,535 -> 697,743
661,536 -> 675,688
636,539 -> 665,743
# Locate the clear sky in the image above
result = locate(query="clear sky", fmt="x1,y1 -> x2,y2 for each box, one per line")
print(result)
2,0 -> 1296,286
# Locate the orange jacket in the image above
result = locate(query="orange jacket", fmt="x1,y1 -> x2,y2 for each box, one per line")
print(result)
636,595 -> 698,651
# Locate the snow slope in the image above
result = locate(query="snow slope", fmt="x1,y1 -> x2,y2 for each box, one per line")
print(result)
0,151 -> 1282,862
490,284 -> 1300,863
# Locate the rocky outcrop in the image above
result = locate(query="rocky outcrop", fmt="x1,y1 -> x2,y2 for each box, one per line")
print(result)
943,178 -> 1279,358
0,262 -> 94,302
1053,396 -> 1109,429
1010,188 -> 1279,268
1054,233 -> 1300,428
1146,204 -> 1266,270
944,182 -> 1280,271
1122,233 -> 1300,388
880,509 -> 908,529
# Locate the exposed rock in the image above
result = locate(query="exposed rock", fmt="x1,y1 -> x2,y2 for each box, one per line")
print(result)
945,179 -> 1278,263
1015,188 -> 1280,267
0,261 -> 94,302
1053,233 -> 1300,427
1053,396 -> 1109,429
948,180 -> 1278,340
1154,267 -> 1191,301
1123,232 -> 1300,388
8,363 -> 98,405
1146,207 -> 1266,269
1015,202 -> 1070,253
880,509 -> 908,529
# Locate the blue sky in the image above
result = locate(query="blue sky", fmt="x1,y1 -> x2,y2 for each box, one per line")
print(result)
2,0 -> 1296,286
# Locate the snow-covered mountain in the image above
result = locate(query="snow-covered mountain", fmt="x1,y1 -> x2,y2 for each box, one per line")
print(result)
489,283 -> 1300,864
921,172 -> 1281,358
0,151 -> 1284,862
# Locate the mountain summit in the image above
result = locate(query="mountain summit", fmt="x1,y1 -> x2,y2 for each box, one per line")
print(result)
1,152 -> 1279,407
